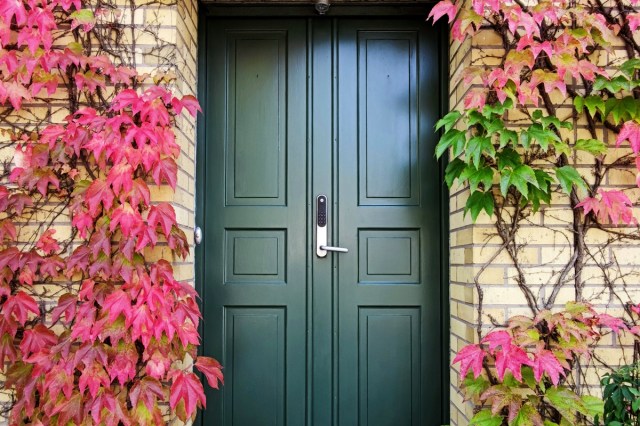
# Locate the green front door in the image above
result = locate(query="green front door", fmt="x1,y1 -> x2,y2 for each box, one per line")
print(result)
200,16 -> 443,426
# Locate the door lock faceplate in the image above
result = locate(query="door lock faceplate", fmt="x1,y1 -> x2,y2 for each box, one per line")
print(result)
316,195 -> 348,257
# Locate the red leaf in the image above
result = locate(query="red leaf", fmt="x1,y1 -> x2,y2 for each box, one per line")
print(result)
36,229 -> 60,255
129,377 -> 164,412
85,179 -> 114,216
108,343 -> 138,385
51,293 -> 77,325
427,0 -> 457,24
170,371 -> 206,419
110,202 -> 142,237
0,333 -> 17,366
19,324 -> 57,356
452,344 -> 485,379
151,157 -> 178,189
147,203 -> 177,236
494,345 -> 532,382
50,393 -> 83,425
2,292 -> 39,326
195,356 -> 224,389
79,362 -> 110,398
102,290 -> 132,323
531,347 -> 565,385
107,162 -> 134,194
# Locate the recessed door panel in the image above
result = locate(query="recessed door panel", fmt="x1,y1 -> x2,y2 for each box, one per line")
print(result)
226,31 -> 287,206
358,31 -> 419,206
225,308 -> 286,426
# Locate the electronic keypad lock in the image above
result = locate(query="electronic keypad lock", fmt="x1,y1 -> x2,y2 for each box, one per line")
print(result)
316,195 -> 348,257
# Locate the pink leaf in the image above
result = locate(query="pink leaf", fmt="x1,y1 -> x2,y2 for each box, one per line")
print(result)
170,371 -> 206,418
494,345 -> 532,382
598,313 -> 628,333
481,330 -> 513,352
171,95 -> 202,117
195,356 -> 224,389
427,1 -> 458,24
452,344 -> 485,379
629,13 -> 640,32
576,189 -> 637,225
616,121 -> 640,154
0,0 -> 27,26
531,348 -> 565,385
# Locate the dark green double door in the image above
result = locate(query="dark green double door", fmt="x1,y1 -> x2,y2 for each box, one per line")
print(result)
200,16 -> 443,426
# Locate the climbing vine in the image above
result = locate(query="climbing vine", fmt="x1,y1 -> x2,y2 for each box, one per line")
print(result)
0,0 -> 221,424
430,0 -> 640,424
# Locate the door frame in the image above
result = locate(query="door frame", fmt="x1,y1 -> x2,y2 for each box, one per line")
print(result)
194,5 -> 451,424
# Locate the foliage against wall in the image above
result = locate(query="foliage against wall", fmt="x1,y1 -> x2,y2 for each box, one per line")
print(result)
430,0 -> 640,424
0,0 -> 221,424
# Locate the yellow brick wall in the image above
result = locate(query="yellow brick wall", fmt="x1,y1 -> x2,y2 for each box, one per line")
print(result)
448,9 -> 640,426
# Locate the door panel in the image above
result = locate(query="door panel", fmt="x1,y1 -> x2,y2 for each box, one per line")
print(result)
337,19 -> 442,426
203,19 -> 308,426
202,17 -> 442,426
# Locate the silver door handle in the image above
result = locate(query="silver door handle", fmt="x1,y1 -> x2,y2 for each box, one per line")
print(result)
316,194 -> 349,257
320,245 -> 349,253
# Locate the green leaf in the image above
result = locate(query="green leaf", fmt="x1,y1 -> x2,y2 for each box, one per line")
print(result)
574,96 -> 585,113
66,41 -> 84,55
468,110 -> 489,127
464,191 -> 494,222
496,148 -> 522,171
501,165 -> 538,198
545,386 -> 582,423
544,422 -> 559,426
521,366 -> 537,390
499,129 -> 519,148
583,96 -> 606,118
527,123 -> 561,151
620,58 -> 640,78
511,405 -> 542,426
436,129 -> 466,159
435,110 -> 462,133
581,395 -> 604,418
482,99 -> 513,118
70,9 -> 95,23
605,96 -> 637,125
469,409 -> 503,426
555,166 -> 587,194
532,109 -> 543,120
594,75 -> 632,93
462,374 -> 490,400
467,136 -> 495,168
485,118 -> 505,135
444,158 -> 467,188
575,139 -> 607,155
460,165 -> 494,193
541,115 -> 572,130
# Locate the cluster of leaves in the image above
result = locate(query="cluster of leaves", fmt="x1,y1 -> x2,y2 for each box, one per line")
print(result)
436,101 -> 587,221
430,0 -> 640,226
0,0 -> 221,424
601,363 -> 640,426
452,302 -> 640,426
